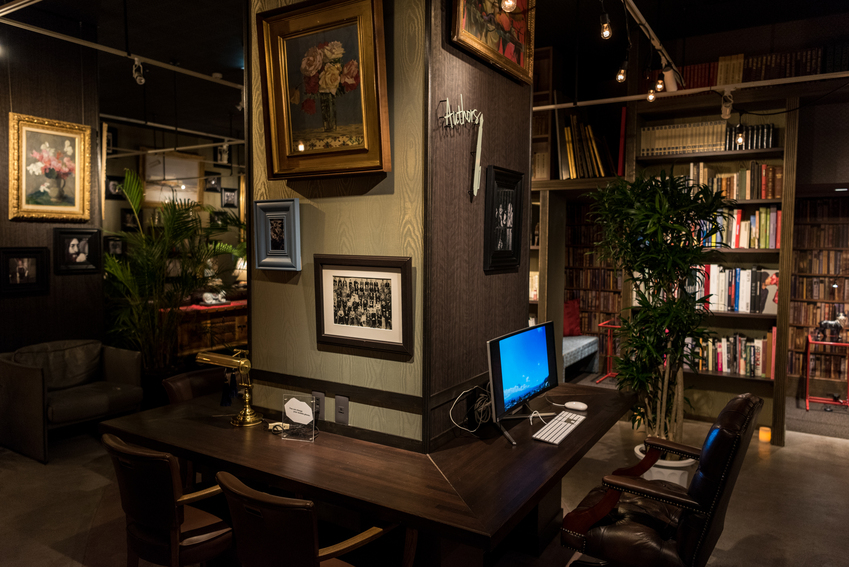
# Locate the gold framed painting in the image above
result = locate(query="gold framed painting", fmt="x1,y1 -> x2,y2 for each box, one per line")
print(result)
8,113 -> 91,221
256,0 -> 391,179
140,150 -> 204,208
451,0 -> 536,85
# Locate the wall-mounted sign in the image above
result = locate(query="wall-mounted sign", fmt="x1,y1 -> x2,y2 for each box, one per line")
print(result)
439,95 -> 484,197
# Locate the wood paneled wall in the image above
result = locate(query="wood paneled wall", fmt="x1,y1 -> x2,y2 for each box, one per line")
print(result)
0,21 -> 103,352
425,0 -> 532,447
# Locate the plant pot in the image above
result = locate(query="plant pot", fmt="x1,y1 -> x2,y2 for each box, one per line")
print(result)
634,444 -> 697,487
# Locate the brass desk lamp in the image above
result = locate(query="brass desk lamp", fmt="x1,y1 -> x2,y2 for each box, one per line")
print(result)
195,350 -> 263,427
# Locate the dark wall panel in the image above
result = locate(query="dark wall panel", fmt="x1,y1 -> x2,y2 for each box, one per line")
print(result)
0,21 -> 103,352
425,0 -> 532,444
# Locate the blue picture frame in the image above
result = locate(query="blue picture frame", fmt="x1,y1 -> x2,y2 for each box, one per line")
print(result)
255,199 -> 301,271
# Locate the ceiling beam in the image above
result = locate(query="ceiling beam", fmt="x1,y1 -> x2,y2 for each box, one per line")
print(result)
0,0 -> 41,18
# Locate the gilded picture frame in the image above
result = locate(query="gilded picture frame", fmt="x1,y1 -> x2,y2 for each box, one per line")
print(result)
256,0 -> 391,179
8,113 -> 92,221
451,0 -> 536,85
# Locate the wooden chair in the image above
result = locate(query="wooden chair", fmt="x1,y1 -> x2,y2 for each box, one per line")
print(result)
561,393 -> 763,567
216,471 -> 417,567
102,434 -> 233,567
162,367 -> 227,404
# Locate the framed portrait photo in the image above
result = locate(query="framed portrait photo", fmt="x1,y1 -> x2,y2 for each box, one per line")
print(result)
0,247 -> 49,296
451,0 -> 536,84
254,199 -> 301,271
103,236 -> 124,257
256,0 -> 391,179
483,165 -> 524,273
8,113 -> 92,221
204,171 -> 222,192
314,254 -> 412,357
105,175 -> 125,200
220,188 -> 239,209
120,208 -> 140,232
53,228 -> 101,275
209,211 -> 229,228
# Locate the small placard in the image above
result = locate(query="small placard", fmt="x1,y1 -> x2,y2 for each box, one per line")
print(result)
279,395 -> 316,442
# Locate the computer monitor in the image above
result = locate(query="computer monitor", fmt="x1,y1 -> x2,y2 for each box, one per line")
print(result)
486,321 -> 558,443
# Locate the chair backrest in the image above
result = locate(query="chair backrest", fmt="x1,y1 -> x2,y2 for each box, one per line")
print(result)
678,393 -> 764,567
162,368 -> 225,404
216,471 -> 321,567
102,433 -> 184,531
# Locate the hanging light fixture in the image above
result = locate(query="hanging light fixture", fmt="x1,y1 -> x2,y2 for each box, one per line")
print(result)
600,14 -> 611,39
646,89 -> 656,102
735,123 -> 745,147
662,64 -> 678,92
616,52 -> 629,83
501,0 -> 517,12
655,73 -> 665,92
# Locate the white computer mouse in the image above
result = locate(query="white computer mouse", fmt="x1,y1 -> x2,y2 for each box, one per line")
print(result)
564,401 -> 588,411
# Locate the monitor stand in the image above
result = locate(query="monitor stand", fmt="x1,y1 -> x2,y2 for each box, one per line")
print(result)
495,403 -> 558,445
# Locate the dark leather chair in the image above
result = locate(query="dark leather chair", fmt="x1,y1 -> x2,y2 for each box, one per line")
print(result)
103,434 -> 233,567
216,471 -> 416,567
162,367 -> 227,404
562,393 -> 763,567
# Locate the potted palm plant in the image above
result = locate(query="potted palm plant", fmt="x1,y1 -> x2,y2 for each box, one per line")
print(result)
103,170 -> 237,380
591,171 -> 730,458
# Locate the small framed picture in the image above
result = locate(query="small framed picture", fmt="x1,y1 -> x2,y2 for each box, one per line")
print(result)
221,188 -> 239,209
105,175 -> 125,200
483,165 -> 524,273
254,199 -> 301,271
0,247 -> 49,296
53,228 -> 101,275
121,208 -> 140,232
105,125 -> 118,154
204,171 -> 221,192
314,254 -> 413,357
209,211 -> 229,227
103,236 -> 124,257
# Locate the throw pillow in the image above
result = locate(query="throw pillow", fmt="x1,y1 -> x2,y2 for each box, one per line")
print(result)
563,299 -> 582,337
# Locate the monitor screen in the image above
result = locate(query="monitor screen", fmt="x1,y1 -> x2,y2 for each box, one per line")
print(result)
486,321 -> 558,422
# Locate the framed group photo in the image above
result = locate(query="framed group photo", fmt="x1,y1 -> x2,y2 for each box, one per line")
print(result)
8,113 -> 92,221
53,228 -> 101,275
256,0 -> 391,178
451,0 -> 536,84
254,199 -> 301,271
483,165 -> 524,273
0,247 -> 49,296
314,254 -> 412,357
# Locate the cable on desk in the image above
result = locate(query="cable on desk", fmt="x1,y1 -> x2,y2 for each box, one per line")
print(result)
450,385 -> 492,433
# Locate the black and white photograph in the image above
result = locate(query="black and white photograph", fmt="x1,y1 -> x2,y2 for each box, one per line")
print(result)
270,218 -> 286,251
105,175 -> 125,200
121,208 -> 140,232
221,188 -> 238,209
314,254 -> 413,357
53,229 -> 101,275
204,171 -> 221,192
254,199 -> 301,271
0,247 -> 49,296
331,276 -> 393,330
483,165 -> 524,273
104,236 -> 124,257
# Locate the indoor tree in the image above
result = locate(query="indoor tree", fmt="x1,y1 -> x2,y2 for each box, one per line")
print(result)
103,170 -> 236,374
591,171 -> 731,443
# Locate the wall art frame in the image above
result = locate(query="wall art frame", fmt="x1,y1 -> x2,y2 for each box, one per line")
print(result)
0,247 -> 49,296
53,228 -> 101,275
140,150 -> 204,208
8,113 -> 92,221
450,0 -> 536,85
204,171 -> 222,192
220,187 -> 239,209
314,254 -> 412,357
256,0 -> 391,179
254,199 -> 301,271
483,165 -> 524,273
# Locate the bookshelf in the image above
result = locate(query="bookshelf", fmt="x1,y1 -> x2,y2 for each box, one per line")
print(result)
531,47 -> 555,182
628,91 -> 799,446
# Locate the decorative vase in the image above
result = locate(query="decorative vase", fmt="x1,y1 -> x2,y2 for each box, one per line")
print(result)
634,444 -> 697,487
48,176 -> 66,203
319,93 -> 337,132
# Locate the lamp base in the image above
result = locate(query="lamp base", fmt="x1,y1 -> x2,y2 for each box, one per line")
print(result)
231,407 -> 264,427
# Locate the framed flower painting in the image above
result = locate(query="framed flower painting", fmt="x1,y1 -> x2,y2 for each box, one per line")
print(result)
8,113 -> 91,221
257,0 -> 391,179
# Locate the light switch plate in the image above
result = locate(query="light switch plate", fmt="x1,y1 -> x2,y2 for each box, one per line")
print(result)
311,391 -> 325,421
335,395 -> 349,425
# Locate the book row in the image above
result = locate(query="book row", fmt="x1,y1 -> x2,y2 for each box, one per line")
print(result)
695,266 -> 779,314
579,311 -> 618,335
564,247 -> 617,269
702,207 -> 781,250
792,250 -> 849,276
554,111 -> 615,180
789,301 -> 849,327
794,198 -> 849,223
788,327 -> 849,351
564,290 -> 622,314
689,162 -> 783,201
793,224 -> 849,250
788,352 -> 848,381
639,121 -> 776,157
789,275 -> 849,302
686,330 -> 775,379
565,268 -> 623,290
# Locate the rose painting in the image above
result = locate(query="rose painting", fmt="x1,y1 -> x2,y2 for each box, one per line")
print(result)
285,22 -> 364,154
24,130 -> 78,207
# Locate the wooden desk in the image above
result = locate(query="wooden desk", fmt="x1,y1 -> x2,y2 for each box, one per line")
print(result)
100,383 -> 633,565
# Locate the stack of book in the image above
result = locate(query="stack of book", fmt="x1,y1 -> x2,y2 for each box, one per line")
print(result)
792,250 -> 849,275
701,206 -> 780,250
698,266 -> 779,313
555,110 -> 614,179
687,331 -> 775,378
640,122 -> 775,157
690,161 -> 783,200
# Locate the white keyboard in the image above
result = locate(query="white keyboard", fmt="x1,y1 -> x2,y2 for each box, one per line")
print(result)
532,411 -> 586,445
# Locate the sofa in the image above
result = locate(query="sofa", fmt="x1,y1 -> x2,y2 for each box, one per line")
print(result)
0,339 -> 142,463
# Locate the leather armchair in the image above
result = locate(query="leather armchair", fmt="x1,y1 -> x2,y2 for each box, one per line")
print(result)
0,339 -> 142,463
562,393 -> 764,567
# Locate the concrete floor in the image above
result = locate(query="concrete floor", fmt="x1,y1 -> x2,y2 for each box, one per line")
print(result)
2,420 -> 848,567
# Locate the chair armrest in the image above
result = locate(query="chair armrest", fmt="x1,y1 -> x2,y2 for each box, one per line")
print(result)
177,484 -> 222,506
644,436 -> 701,460
0,354 -> 48,462
102,345 -> 142,386
318,525 -> 393,561
602,474 -> 705,513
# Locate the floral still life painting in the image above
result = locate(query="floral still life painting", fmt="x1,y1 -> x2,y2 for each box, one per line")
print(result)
286,24 -> 364,154
8,113 -> 91,221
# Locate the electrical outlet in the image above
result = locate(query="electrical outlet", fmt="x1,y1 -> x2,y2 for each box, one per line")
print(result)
312,391 -> 325,421
335,395 -> 349,425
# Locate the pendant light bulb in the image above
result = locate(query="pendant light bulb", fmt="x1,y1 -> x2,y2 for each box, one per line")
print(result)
655,74 -> 665,92
501,0 -> 517,12
735,124 -> 745,146
647,89 -> 656,103
600,13 -> 611,39
616,63 -> 627,83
